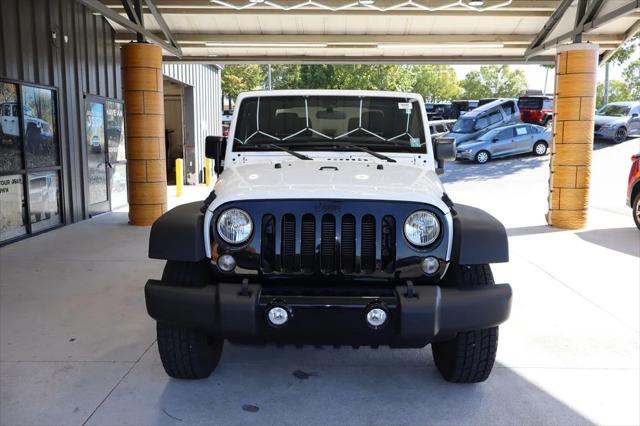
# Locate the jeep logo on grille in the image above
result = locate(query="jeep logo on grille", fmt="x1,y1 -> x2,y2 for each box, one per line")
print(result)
314,202 -> 341,213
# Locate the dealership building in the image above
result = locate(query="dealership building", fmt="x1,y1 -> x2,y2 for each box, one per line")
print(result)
0,0 -> 222,244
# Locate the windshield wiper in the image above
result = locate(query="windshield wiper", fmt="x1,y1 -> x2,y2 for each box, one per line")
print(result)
333,143 -> 396,163
267,144 -> 313,160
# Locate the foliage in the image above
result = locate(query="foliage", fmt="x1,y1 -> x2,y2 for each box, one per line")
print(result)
622,59 -> 640,101
596,80 -> 633,107
297,64 -> 416,91
262,64 -> 302,89
412,65 -> 462,102
460,65 -> 527,99
607,33 -> 640,66
221,65 -> 264,99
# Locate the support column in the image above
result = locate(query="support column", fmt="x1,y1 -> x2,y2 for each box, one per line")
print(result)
122,43 -> 167,226
547,43 -> 598,229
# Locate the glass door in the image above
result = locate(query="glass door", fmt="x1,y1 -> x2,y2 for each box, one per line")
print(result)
106,101 -> 127,210
85,99 -> 110,216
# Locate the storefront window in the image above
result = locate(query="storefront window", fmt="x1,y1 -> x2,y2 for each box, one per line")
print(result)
106,101 -> 127,209
0,82 -> 23,172
86,102 -> 107,205
28,171 -> 61,233
0,174 -> 27,242
22,86 -> 58,169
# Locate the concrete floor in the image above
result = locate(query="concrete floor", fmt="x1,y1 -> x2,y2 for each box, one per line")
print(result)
1,139 -> 639,426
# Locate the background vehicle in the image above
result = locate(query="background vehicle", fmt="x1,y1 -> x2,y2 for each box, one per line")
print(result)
0,102 -> 20,138
594,102 -> 640,143
518,96 -> 553,127
628,152 -> 640,229
448,98 -> 520,145
456,123 -> 550,164
90,135 -> 102,153
425,102 -> 458,120
451,100 -> 478,115
429,119 -> 455,140
145,90 -> 511,384
478,98 -> 498,107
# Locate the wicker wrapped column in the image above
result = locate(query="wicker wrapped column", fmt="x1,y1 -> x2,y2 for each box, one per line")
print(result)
547,43 -> 598,229
122,43 -> 167,226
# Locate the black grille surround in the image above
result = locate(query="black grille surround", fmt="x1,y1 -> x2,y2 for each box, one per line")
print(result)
211,199 -> 451,282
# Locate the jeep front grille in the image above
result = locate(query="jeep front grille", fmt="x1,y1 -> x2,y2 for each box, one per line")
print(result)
259,212 -> 397,275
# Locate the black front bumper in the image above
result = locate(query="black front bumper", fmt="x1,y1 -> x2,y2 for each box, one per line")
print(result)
145,280 -> 512,348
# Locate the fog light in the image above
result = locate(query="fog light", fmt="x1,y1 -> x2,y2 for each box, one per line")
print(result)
421,256 -> 440,275
218,254 -> 236,272
267,306 -> 289,327
366,307 -> 387,329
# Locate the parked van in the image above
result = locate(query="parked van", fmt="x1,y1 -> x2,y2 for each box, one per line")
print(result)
447,98 -> 520,144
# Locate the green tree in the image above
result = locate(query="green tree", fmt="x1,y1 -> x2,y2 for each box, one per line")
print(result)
622,59 -> 640,101
460,65 -> 527,99
607,33 -> 640,65
412,65 -> 461,102
596,80 -> 632,107
221,64 -> 264,101
295,65 -> 415,91
262,64 -> 302,89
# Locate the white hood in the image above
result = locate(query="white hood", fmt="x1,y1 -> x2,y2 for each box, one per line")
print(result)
208,159 -> 449,213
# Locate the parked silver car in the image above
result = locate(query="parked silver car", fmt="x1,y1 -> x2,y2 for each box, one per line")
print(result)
447,98 -> 520,145
456,123 -> 551,164
594,101 -> 640,143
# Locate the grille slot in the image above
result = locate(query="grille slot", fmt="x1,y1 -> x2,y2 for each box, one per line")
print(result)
381,215 -> 396,273
261,215 -> 276,272
341,215 -> 356,274
361,215 -> 376,273
281,214 -> 296,272
301,214 -> 315,273
321,214 -> 336,273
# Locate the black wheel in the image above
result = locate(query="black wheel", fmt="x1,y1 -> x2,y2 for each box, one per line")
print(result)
633,193 -> 640,230
533,141 -> 548,156
157,260 -> 224,379
431,264 -> 498,383
475,150 -> 490,164
613,127 -> 628,143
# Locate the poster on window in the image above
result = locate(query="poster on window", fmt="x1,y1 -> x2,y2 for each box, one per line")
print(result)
0,82 -> 23,172
28,171 -> 62,233
22,86 -> 58,169
0,174 -> 27,242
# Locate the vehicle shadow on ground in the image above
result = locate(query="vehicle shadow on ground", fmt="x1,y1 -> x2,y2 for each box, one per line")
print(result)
147,345 -> 594,426
576,227 -> 640,257
507,224 -> 563,237
441,155 -> 548,183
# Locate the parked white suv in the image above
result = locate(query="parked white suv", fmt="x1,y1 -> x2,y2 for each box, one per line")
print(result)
145,90 -> 512,384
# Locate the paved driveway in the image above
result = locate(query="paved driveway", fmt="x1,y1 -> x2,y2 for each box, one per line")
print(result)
1,139 -> 638,425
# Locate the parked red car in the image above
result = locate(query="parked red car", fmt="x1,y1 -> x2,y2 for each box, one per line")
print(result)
628,152 -> 640,229
518,96 -> 553,127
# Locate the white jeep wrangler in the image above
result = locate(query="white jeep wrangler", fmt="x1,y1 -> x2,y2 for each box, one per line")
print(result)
145,90 -> 511,383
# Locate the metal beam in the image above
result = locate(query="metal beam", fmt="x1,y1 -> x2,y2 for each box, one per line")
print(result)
574,0 -> 588,42
525,0 -> 574,55
162,55 -> 557,65
525,0 -> 640,58
599,17 -> 640,64
578,0 -> 606,27
143,0 -> 180,51
76,0 -> 182,57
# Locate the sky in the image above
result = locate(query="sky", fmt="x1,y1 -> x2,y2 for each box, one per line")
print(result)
452,61 -> 627,95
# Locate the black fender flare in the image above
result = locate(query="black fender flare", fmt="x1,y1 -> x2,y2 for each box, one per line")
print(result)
148,201 -> 207,262
451,204 -> 508,265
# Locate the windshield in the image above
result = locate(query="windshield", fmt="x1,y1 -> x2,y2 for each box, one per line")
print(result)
232,95 -> 426,153
452,117 -> 475,133
597,104 -> 630,117
518,97 -> 543,109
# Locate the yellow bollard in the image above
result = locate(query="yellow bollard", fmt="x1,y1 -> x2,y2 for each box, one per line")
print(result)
176,158 -> 183,197
205,158 -> 212,186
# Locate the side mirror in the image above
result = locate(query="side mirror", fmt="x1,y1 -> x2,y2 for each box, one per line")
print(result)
205,135 -> 226,175
632,113 -> 639,118
492,138 -> 499,143
434,136 -> 456,175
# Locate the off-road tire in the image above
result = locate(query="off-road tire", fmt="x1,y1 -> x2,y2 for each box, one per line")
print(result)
633,192 -> 640,230
613,127 -> 627,143
533,141 -> 548,156
157,260 -> 224,379
431,264 -> 499,383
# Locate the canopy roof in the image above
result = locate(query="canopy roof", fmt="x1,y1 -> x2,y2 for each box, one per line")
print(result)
85,0 -> 639,64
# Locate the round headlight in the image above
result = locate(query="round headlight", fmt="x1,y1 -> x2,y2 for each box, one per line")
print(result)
216,208 -> 253,244
404,210 -> 440,246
